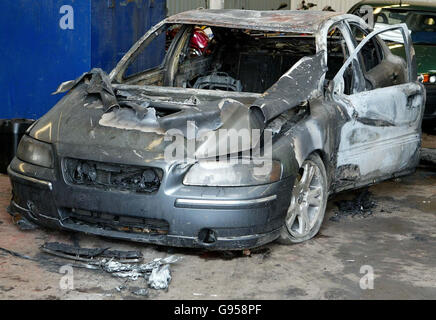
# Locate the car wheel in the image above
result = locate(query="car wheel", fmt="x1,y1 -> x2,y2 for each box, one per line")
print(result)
278,153 -> 328,244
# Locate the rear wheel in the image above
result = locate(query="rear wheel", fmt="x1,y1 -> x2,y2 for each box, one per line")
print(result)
278,153 -> 328,244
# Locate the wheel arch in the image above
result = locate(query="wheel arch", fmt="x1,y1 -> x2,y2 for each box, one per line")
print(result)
287,109 -> 335,184
309,149 -> 332,188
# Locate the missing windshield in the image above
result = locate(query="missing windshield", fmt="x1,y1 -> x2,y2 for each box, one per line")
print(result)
119,24 -> 317,94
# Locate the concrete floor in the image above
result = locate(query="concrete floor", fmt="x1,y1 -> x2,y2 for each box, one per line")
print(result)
0,166 -> 435,300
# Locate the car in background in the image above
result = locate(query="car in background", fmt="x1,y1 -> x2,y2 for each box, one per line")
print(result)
350,0 -> 436,129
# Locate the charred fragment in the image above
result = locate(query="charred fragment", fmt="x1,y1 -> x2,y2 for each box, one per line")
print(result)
101,255 -> 180,290
41,242 -> 143,262
54,68 -> 119,112
330,188 -> 377,221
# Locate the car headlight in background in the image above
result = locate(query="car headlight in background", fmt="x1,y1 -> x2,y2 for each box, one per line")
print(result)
183,160 -> 282,186
420,73 -> 436,84
16,135 -> 54,168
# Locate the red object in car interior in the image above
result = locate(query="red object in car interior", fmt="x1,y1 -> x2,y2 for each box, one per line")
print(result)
190,28 -> 210,53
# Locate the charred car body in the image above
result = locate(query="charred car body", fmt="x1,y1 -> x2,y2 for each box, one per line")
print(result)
8,10 -> 424,249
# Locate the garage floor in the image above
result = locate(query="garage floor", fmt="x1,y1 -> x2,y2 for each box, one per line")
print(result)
0,164 -> 435,300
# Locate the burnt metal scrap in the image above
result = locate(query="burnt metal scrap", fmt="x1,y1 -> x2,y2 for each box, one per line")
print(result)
12,215 -> 38,231
41,242 -> 143,263
1,243 -> 179,291
54,68 -> 119,112
100,255 -> 180,290
41,242 -> 179,290
0,246 -> 100,270
55,68 -> 164,121
132,288 -> 149,296
7,205 -> 38,231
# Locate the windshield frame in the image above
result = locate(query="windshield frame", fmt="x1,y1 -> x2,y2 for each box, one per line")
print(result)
109,21 -> 325,95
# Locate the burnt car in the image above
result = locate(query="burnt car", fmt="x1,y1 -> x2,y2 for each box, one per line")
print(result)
8,10 -> 425,250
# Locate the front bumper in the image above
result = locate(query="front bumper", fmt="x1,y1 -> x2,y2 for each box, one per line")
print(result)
8,158 -> 294,250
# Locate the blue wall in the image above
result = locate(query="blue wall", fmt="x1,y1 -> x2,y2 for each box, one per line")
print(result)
91,0 -> 166,73
0,0 -> 166,119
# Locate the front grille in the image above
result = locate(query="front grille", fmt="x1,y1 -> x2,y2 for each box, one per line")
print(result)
63,208 -> 169,235
63,158 -> 163,193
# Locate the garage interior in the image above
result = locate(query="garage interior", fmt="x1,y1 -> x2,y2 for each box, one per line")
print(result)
1,0 -> 435,301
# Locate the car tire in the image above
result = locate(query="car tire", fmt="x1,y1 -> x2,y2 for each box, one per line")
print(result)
278,153 -> 328,244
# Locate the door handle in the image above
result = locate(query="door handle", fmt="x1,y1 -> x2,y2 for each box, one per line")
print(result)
407,93 -> 419,108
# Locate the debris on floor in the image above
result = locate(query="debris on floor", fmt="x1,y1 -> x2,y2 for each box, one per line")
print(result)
41,242 -> 143,263
330,188 -> 376,221
41,242 -> 180,290
421,148 -> 436,166
0,246 -> 35,261
1,241 -> 180,292
101,255 -> 180,290
148,264 -> 171,290
115,285 -> 127,292
7,206 -> 37,231
131,288 -> 149,296
0,245 -> 100,269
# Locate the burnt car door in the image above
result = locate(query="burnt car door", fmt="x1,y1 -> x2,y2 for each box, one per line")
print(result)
331,23 -> 425,190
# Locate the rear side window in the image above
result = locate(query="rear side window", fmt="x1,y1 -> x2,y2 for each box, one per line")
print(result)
337,24 -> 410,92
350,24 -> 384,73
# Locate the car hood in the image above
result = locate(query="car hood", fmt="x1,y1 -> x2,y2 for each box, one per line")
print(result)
29,65 -> 323,165
29,70 -> 265,165
29,86 -> 173,164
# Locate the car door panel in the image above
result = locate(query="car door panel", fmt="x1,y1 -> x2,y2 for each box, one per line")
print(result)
337,123 -> 420,179
365,56 -> 407,89
345,82 -> 423,127
333,24 -> 424,189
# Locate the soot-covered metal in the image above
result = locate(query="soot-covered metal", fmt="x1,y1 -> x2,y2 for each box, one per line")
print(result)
8,10 -> 425,249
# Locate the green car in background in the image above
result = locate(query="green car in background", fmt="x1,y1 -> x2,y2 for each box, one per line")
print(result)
350,0 -> 436,129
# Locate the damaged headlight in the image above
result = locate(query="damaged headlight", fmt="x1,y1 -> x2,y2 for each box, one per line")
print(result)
16,135 -> 54,168
183,160 -> 282,187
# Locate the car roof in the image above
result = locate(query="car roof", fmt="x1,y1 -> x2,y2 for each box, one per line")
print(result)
352,0 -> 436,11
166,9 -> 345,34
